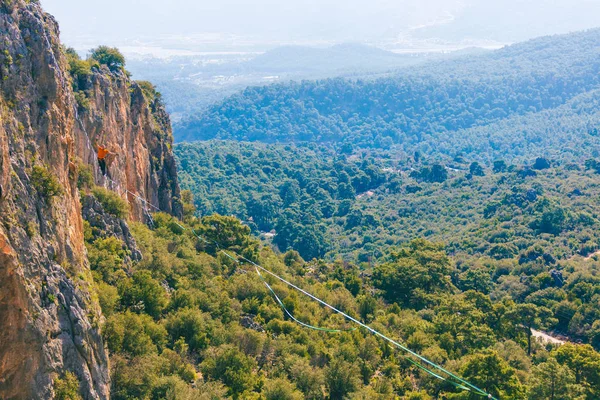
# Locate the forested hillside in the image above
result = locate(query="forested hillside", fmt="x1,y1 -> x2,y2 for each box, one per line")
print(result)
176,29 -> 600,163
177,141 -> 386,260
88,193 -> 600,399
164,28 -> 600,400
176,140 -> 600,349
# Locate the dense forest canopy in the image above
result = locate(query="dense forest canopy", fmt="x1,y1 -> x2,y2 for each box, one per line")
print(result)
175,29 -> 600,163
87,190 -> 600,400
175,141 -> 600,261
157,27 -> 600,400
175,139 -> 600,358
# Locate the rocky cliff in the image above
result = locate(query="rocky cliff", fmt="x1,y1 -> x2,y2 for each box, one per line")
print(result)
75,65 -> 182,223
0,1 -> 182,398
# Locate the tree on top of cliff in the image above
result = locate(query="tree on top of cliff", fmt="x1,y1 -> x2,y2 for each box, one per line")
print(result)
90,46 -> 125,71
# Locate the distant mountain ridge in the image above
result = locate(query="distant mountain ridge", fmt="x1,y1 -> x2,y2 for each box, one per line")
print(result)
175,28 -> 600,163
127,42 -> 449,122
245,43 -> 430,73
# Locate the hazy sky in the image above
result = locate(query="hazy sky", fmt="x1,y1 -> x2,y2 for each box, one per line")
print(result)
41,0 -> 600,52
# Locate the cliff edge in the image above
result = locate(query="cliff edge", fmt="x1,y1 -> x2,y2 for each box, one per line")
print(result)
0,1 -> 182,398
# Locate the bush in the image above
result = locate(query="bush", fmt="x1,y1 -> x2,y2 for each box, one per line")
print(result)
87,236 -> 127,284
92,186 -> 129,218
136,80 -> 162,102
90,46 -> 125,71
164,308 -> 211,353
103,311 -> 167,356
201,345 -> 257,398
97,281 -> 120,316
54,371 -> 82,400
533,157 -> 551,170
65,47 -> 94,91
74,91 -> 90,112
264,378 -> 303,400
118,271 -> 168,319
76,161 -> 94,190
31,165 -> 63,201
325,359 -> 360,399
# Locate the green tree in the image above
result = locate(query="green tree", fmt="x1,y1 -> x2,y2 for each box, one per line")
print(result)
337,182 -> 356,199
54,372 -> 82,400
531,200 -> 568,235
289,357 -> 325,400
372,239 -> 453,307
180,189 -> 197,222
119,270 -> 168,319
65,47 -> 93,90
459,351 -> 525,399
533,157 -> 551,170
458,268 -> 492,294
264,378 -> 303,400
90,46 -> 125,71
283,250 -> 303,268
493,160 -> 507,173
87,236 -> 127,284
247,193 -> 281,230
201,345 -> 257,398
31,164 -> 63,201
325,359 -> 360,400
528,358 -> 583,400
410,164 -> 448,183
279,180 -> 301,206
103,311 -> 166,356
164,308 -> 212,353
357,295 -> 377,321
136,80 -> 162,102
199,214 -> 258,257
291,226 -> 327,261
507,303 -> 555,354
555,343 -> 600,391
469,162 -> 485,177
92,186 -> 129,218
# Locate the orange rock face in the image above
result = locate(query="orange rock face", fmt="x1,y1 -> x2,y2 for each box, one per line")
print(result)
0,1 -> 182,398
75,71 -> 182,222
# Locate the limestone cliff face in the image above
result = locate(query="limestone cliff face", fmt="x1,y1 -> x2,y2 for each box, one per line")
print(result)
0,1 -> 182,398
75,67 -> 182,223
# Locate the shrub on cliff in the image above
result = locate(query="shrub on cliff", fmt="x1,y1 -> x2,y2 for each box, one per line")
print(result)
137,80 -> 162,103
76,161 -> 94,190
53,371 -> 82,400
31,165 -> 63,202
90,46 -> 125,71
65,47 -> 94,90
92,186 -> 129,219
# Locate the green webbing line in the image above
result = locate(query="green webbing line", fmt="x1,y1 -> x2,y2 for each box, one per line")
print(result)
138,210 -> 495,400
404,356 -> 476,394
233,246 -> 482,394
223,251 -> 354,333
190,228 -> 222,252
221,250 -> 241,263
256,266 -> 357,333
231,252 -> 495,399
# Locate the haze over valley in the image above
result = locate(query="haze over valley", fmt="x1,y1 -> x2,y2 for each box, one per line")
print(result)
42,0 -> 600,121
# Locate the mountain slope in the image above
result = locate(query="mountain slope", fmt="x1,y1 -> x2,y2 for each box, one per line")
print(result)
176,29 -> 600,162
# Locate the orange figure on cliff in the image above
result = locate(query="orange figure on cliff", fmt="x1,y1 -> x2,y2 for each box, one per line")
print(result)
97,145 -> 116,175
